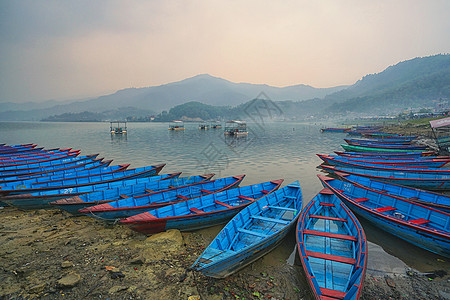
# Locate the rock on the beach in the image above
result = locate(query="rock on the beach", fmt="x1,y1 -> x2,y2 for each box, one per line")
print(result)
57,272 -> 81,288
61,261 -> 74,268
28,283 -> 46,294
109,285 -> 128,294
138,229 -> 184,261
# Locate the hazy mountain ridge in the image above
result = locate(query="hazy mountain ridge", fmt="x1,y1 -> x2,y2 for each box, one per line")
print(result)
322,54 -> 450,113
0,54 -> 448,121
0,74 -> 346,121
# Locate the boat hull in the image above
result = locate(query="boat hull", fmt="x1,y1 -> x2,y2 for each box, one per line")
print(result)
192,182 -> 302,278
319,176 -> 450,258
338,173 -> 450,213
198,228 -> 290,278
341,144 -> 427,153
321,165 -> 450,190
120,180 -> 284,234
297,189 -> 367,300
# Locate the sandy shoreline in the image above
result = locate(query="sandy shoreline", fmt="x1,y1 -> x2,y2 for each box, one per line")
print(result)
1,205 -> 449,300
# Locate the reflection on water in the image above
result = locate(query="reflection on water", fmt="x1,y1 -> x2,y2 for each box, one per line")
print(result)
110,133 -> 127,143
0,121 -> 447,273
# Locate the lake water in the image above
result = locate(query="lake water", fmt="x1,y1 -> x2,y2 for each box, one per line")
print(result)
1,121 -> 448,274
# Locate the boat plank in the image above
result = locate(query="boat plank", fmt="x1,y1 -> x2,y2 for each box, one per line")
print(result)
306,250 -> 356,265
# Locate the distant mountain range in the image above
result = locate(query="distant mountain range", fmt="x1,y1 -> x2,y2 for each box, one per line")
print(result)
0,54 -> 449,121
0,75 -> 346,121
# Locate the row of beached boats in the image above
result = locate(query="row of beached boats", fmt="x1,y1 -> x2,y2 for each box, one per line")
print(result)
307,127 -> 450,299
2,135 -> 449,299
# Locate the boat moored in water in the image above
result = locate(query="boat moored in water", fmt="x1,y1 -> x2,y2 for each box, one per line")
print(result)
224,121 -> 248,136
169,121 -> 185,130
110,121 -> 127,134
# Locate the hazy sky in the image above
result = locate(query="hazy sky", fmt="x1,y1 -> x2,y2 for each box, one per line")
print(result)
1,0 -> 449,102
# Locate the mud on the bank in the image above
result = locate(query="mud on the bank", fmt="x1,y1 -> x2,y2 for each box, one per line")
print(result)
1,207 -> 449,300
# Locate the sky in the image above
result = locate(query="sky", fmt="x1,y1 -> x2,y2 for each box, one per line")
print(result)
0,0 -> 449,103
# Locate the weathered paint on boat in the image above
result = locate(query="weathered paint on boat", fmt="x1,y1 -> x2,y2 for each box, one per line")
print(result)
0,150 -> 81,167
192,181 -> 302,278
297,188 -> 367,300
51,174 -> 213,214
1,169 -> 172,210
0,164 -> 165,197
119,180 -> 284,234
79,175 -> 245,220
0,157 -> 108,183
336,173 -> 450,213
0,154 -> 91,173
0,164 -> 129,188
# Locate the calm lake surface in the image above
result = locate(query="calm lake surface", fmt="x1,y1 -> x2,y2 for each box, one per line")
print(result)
1,121 -> 448,273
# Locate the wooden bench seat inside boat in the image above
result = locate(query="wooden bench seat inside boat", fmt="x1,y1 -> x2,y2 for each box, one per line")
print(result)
408,218 -> 431,225
306,250 -> 356,265
213,200 -> 232,208
374,206 -> 396,212
303,229 -> 357,241
309,215 -> 347,222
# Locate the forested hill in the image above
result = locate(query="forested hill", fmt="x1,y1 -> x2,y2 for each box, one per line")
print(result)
323,54 -> 450,113
2,54 -> 448,121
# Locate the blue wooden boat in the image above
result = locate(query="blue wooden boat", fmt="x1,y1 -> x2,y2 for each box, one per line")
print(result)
320,165 -> 450,190
0,144 -> 38,154
318,154 -> 450,174
317,154 -> 450,169
318,174 -> 450,258
0,164 -> 165,196
79,175 -> 245,220
345,138 -> 415,145
345,139 -> 413,146
0,157 -> 108,182
50,173 -> 214,214
343,141 -> 427,150
297,188 -> 367,300
0,152 -> 83,171
119,179 -> 284,234
344,139 -> 420,147
191,181 -> 302,278
0,148 -> 71,160
332,154 -> 447,163
341,144 -> 427,153
334,151 -> 437,158
0,164 -> 129,188
337,173 -> 450,213
1,170 -> 173,210
0,150 -> 81,167
0,154 -> 99,174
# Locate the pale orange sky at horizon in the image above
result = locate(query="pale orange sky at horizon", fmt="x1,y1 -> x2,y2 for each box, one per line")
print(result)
0,0 -> 449,102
